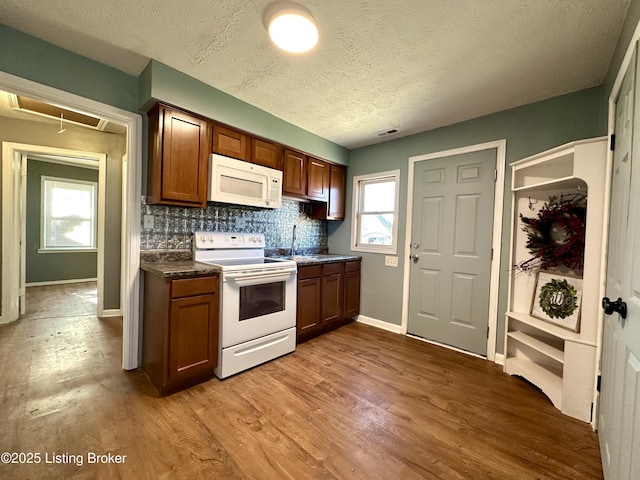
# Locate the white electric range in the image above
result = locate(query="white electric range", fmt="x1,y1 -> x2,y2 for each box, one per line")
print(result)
193,232 -> 297,379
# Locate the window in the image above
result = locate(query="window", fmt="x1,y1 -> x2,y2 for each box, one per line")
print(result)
351,170 -> 400,254
41,176 -> 98,251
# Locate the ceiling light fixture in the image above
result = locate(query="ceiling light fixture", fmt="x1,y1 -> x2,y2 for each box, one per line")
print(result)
264,3 -> 318,53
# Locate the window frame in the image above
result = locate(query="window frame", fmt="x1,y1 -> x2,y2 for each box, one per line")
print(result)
39,175 -> 98,253
351,169 -> 400,255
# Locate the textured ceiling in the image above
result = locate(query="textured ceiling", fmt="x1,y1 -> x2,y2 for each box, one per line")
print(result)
0,0 -> 630,149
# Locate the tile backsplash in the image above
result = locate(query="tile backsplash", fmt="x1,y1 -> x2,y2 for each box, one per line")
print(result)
140,197 -> 328,256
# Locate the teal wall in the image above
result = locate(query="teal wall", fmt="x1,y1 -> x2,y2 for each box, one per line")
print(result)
26,160 -> 99,283
330,87 -> 606,350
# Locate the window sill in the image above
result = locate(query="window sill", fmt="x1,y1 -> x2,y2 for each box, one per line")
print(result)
37,248 -> 98,254
351,245 -> 397,255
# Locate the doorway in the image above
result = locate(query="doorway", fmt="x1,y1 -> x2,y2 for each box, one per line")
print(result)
0,71 -> 142,370
402,141 -> 505,361
6,147 -> 107,318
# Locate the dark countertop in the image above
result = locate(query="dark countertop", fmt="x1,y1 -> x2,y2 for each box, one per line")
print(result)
140,253 -> 361,278
140,260 -> 221,278
273,254 -> 362,264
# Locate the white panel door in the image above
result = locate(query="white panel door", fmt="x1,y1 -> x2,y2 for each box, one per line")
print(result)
599,48 -> 640,480
407,149 -> 496,355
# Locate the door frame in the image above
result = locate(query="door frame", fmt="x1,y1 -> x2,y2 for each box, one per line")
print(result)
0,71 -> 142,370
401,140 -> 506,362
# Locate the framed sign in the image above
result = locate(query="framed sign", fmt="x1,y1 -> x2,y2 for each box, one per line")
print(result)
531,271 -> 583,332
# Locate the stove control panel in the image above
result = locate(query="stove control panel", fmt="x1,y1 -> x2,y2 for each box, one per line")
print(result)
194,231 -> 266,249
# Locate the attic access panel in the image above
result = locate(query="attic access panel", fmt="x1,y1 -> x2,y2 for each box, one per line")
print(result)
15,95 -> 105,129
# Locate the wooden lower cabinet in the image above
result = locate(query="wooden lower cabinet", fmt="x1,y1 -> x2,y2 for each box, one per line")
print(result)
143,273 -> 219,394
321,262 -> 343,327
296,259 -> 360,343
296,268 -> 322,339
343,260 -> 361,321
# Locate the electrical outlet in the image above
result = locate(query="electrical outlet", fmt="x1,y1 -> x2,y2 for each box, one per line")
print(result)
384,256 -> 398,267
143,214 -> 154,229
235,217 -> 246,229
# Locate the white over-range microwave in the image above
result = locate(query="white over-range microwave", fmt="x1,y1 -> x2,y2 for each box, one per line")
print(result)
208,153 -> 283,209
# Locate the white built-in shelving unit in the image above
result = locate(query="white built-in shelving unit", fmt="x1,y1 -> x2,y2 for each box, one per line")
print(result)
504,137 -> 607,425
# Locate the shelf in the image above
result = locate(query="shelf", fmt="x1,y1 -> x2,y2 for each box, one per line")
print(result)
505,356 -> 563,409
506,311 -> 596,346
507,331 -> 564,364
512,176 -> 584,193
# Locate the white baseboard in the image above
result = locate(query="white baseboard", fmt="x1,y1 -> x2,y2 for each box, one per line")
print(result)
494,353 -> 505,366
26,278 -> 97,287
99,309 -> 123,318
356,315 -> 403,334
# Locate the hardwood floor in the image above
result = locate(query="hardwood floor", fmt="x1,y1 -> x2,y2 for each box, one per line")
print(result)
0,285 -> 603,479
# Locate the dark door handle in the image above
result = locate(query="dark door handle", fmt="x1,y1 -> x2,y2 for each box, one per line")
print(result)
602,297 -> 627,319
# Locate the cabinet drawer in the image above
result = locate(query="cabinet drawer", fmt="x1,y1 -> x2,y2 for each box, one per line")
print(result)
298,265 -> 322,279
345,260 -> 360,272
171,276 -> 217,298
322,262 -> 343,276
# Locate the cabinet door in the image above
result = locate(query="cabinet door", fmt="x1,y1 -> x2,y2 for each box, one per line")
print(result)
168,293 -> 218,384
297,277 -> 321,340
328,164 -> 346,220
307,157 -> 330,201
213,125 -> 249,161
322,272 -> 343,326
283,148 -> 307,196
158,107 -> 211,206
343,262 -> 361,321
251,138 -> 282,170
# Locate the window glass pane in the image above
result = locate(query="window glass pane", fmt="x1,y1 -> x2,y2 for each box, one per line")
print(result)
359,213 -> 394,246
362,181 -> 395,212
50,183 -> 93,219
43,178 -> 97,249
46,219 -> 93,247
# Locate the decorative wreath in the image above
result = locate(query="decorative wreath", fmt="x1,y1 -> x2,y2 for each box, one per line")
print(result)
538,278 -> 579,319
517,193 -> 587,272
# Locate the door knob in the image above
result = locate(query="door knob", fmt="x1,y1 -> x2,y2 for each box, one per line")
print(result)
602,297 -> 627,319
409,254 -> 419,264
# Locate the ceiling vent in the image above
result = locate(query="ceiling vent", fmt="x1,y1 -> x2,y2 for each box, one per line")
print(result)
375,128 -> 399,137
9,94 -> 107,131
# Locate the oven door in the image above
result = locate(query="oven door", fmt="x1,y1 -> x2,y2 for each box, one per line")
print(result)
220,269 -> 297,348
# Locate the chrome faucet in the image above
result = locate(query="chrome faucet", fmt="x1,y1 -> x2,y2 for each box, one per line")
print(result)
291,225 -> 297,256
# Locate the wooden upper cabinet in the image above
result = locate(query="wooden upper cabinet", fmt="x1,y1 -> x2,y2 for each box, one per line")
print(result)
213,125 -> 249,161
328,164 -> 346,219
147,104 -> 212,207
312,163 -> 347,220
283,148 -> 307,196
307,157 -> 330,202
251,138 -> 282,170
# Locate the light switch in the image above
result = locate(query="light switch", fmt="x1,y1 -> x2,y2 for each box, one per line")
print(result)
143,214 -> 154,229
385,256 -> 398,267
